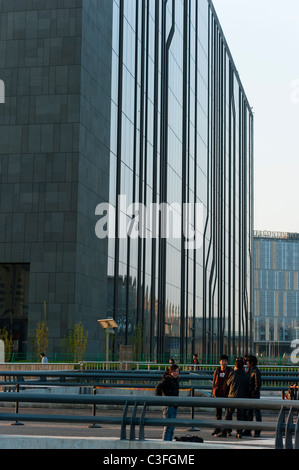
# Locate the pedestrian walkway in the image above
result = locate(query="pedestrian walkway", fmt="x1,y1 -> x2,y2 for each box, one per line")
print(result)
0,434 -> 275,449
0,405 -> 278,449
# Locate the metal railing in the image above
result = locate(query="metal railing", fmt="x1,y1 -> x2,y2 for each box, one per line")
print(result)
5,352 -> 299,366
1,360 -> 298,375
0,368 -> 298,448
0,364 -> 296,384
0,391 -> 298,448
79,360 -> 299,372
0,363 -> 76,372
0,369 -> 297,395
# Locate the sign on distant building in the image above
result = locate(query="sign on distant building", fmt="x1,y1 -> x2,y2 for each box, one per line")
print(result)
254,230 -> 299,240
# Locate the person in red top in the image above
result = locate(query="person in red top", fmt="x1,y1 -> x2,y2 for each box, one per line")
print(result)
211,354 -> 232,437
192,353 -> 199,370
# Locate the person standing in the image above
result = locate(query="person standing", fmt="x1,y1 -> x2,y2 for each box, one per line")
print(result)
192,353 -> 199,370
243,355 -> 262,437
40,352 -> 49,370
155,364 -> 180,441
243,355 -> 250,371
40,352 -> 48,364
211,354 -> 232,437
224,357 -> 250,438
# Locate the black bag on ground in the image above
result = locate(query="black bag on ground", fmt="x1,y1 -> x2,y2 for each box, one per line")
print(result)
174,435 -> 204,443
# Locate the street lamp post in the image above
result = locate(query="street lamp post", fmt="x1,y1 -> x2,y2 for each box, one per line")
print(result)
97,318 -> 118,364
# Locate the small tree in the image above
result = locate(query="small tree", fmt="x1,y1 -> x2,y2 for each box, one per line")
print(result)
35,302 -> 48,358
67,322 -> 88,363
134,322 -> 144,361
0,327 -> 13,362
35,320 -> 49,357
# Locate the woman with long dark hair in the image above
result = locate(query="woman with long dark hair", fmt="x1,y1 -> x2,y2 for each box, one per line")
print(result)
155,364 -> 180,441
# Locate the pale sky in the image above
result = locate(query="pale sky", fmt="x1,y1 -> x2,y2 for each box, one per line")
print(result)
212,0 -> 299,234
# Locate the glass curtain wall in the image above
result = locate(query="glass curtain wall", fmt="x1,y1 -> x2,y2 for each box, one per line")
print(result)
107,0 -> 253,362
254,234 -> 299,356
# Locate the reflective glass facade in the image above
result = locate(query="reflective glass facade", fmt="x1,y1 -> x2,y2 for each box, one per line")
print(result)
107,0 -> 253,361
254,232 -> 299,356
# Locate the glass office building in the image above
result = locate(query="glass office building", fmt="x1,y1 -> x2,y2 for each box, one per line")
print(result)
0,0 -> 253,361
106,0 -> 254,361
254,231 -> 299,356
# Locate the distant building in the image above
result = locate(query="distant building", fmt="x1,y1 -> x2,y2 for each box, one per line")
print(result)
253,231 -> 299,356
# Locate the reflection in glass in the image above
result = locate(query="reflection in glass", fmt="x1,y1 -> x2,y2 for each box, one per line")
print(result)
106,0 -> 253,362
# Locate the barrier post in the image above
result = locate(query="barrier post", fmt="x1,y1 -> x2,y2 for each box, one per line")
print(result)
185,388 -> 200,432
86,386 -> 101,428
10,383 -> 24,426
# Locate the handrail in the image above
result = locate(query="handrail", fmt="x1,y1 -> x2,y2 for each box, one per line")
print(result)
0,369 -> 297,382
0,369 -> 297,379
1,361 -> 298,373
79,361 -> 299,371
0,391 -> 296,409
0,369 -> 297,394
0,363 -> 76,371
0,381 -> 293,395
0,391 -> 298,448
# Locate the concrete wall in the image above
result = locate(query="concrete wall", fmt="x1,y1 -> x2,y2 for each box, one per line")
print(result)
0,0 -> 112,356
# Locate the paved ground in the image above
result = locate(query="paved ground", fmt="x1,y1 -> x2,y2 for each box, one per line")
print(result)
0,404 -> 278,448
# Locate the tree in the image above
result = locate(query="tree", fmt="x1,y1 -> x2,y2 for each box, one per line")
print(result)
66,322 -> 88,363
35,301 -> 48,358
35,320 -> 49,356
134,322 -> 144,361
0,327 -> 13,362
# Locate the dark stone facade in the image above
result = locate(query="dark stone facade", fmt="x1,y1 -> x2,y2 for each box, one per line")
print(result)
0,0 -> 112,355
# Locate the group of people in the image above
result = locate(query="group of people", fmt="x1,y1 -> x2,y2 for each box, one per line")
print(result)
155,354 -> 262,441
211,354 -> 262,438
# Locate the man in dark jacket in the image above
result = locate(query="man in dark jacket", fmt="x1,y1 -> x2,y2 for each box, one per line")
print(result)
224,357 -> 250,438
155,364 -> 180,441
211,354 -> 232,437
243,355 -> 262,437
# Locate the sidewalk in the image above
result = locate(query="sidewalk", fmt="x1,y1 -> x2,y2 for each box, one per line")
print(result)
0,405 -> 277,449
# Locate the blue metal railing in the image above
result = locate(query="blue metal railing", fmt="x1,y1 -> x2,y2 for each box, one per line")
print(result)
0,369 -> 298,394
0,367 -> 298,448
0,391 -> 299,448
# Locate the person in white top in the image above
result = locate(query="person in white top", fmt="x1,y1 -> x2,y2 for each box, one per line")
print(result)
40,352 -> 48,364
